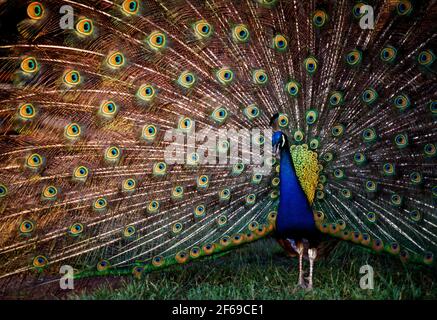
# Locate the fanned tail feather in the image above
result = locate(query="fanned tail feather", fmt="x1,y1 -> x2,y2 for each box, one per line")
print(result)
0,0 -> 436,294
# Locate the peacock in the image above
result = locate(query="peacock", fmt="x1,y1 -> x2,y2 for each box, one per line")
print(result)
0,0 -> 436,295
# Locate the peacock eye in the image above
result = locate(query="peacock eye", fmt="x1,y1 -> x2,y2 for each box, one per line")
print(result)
193,20 -> 213,39
76,18 -> 94,36
233,24 -> 250,42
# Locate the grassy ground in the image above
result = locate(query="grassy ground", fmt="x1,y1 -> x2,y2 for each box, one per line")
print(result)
69,238 -> 437,300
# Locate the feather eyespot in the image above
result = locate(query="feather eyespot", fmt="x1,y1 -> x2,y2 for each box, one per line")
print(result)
122,178 -> 136,192
380,46 -> 397,63
271,177 -> 280,187
232,234 -> 244,245
394,133 -> 408,149
97,260 -> 110,272
417,50 -> 435,67
137,84 -> 156,102
362,88 -> 378,105
316,190 -> 325,200
331,124 -> 345,137
423,252 -> 434,265
123,225 -> 136,238
73,165 -> 89,181
309,138 -> 320,150
430,101 -> 437,117
322,151 -> 333,162
217,140 -> 229,154
312,10 -> 328,28
27,2 -> 44,20
172,222 -> 183,235
232,24 -> 250,42
345,49 -> 362,66
328,91 -> 344,107
142,124 -> 157,141
146,31 -> 167,51
285,80 -> 301,97
193,20 -> 213,39
153,162 -> 167,176
172,186 -> 184,199
194,204 -> 206,218
216,68 -> 234,85
20,57 -> 39,73
248,221 -> 259,232
352,3 -> 367,19
105,146 -> 121,162
268,211 -> 277,223
122,0 -> 139,15
393,94 -> 410,111
63,70 -> 81,86
33,255 -> 48,268
277,113 -> 289,127
252,69 -> 268,85
333,168 -> 345,180
293,129 -> 304,143
64,123 -> 81,140
175,251 -> 188,264
0,183 -> 8,198
42,185 -> 58,200
253,133 -> 265,146
232,162 -> 245,175
243,104 -> 260,120
19,220 -> 35,234
187,152 -> 200,166
69,223 -> 84,236
76,18 -> 93,36
251,174 -> 262,185
26,153 -> 43,169
211,107 -> 228,124
424,143 -> 436,158
177,71 -> 196,89
362,128 -> 377,143
148,200 -> 160,213
305,110 -> 318,125
304,56 -> 318,74
390,193 -> 403,207
202,243 -> 215,255
365,180 -> 378,193
99,100 -> 118,118
18,103 -> 36,120
353,152 -> 367,166
178,117 -> 193,131
245,194 -> 256,205
106,51 -> 125,68
382,163 -> 396,176
93,197 -> 108,210
340,188 -> 352,199
396,0 -> 412,16
217,216 -> 227,227
270,190 -> 279,199
190,246 -> 201,259
197,175 -> 209,189
409,171 -> 423,185
219,188 -> 231,200
273,34 -> 287,52
152,256 -> 164,267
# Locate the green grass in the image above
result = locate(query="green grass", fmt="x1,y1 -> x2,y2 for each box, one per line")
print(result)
70,239 -> 437,300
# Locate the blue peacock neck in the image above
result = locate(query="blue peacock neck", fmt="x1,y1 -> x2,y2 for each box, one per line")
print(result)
276,138 -> 316,238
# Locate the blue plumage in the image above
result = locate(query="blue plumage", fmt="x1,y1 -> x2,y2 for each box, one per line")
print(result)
272,132 -> 318,243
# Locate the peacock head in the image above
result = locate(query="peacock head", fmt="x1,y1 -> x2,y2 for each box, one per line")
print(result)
270,113 -> 289,156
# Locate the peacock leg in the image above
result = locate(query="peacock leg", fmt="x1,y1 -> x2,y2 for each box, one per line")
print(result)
296,242 -> 306,288
307,248 -> 317,290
